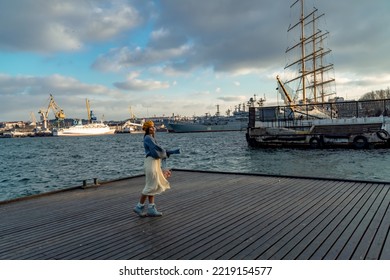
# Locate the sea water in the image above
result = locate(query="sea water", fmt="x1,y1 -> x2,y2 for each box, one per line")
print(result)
1,131 -> 390,202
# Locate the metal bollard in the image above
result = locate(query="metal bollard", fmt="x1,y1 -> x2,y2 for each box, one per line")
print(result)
93,178 -> 99,185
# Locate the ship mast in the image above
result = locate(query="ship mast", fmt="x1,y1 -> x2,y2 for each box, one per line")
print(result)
282,0 -> 335,105
300,0 -> 306,104
312,6 -> 317,102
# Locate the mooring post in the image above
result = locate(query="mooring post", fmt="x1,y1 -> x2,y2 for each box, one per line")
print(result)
93,178 -> 99,185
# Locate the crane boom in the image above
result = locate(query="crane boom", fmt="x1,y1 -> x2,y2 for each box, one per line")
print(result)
86,98 -> 97,123
38,94 -> 66,130
86,99 -> 91,123
48,94 -> 66,120
276,75 -> 294,105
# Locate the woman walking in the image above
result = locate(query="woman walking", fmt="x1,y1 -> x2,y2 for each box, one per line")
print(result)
133,120 -> 171,217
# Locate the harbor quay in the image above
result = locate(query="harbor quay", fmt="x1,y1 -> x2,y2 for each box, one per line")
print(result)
0,169 -> 389,260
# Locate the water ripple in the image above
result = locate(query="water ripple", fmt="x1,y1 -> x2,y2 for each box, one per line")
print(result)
1,131 -> 390,202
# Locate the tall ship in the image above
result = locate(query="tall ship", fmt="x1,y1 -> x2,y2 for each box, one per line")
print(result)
53,99 -> 115,136
166,104 -> 249,133
246,0 -> 390,149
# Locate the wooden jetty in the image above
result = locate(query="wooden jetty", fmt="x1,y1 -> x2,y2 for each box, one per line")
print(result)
0,170 -> 389,260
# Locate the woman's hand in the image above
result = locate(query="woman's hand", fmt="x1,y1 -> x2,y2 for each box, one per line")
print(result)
162,169 -> 172,179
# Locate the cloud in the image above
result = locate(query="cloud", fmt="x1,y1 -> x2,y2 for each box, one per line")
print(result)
88,0 -> 390,102
89,0 -> 288,77
113,72 -> 170,91
0,73 -> 125,121
335,72 -> 390,99
92,42 -> 193,73
111,1 -> 390,78
217,96 -> 247,102
0,0 -> 141,53
144,0 -> 289,74
1,0 -> 390,121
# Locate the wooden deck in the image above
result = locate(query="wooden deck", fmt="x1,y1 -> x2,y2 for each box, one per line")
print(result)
0,170 -> 389,260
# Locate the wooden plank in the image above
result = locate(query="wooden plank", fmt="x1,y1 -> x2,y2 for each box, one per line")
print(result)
230,180 -> 346,259
301,183 -> 378,259
184,178 -> 307,260
378,205 -> 390,259
271,181 -> 360,259
0,187 -> 133,249
338,186 -> 389,260
30,173 -> 239,260
0,170 -> 389,260
322,183 -> 383,259
0,180 -> 143,258
142,178 -> 296,260
183,178 -> 328,260
87,175 -> 275,260
141,176 -> 309,260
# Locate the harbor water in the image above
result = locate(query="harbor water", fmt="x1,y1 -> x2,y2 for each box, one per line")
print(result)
1,131 -> 390,202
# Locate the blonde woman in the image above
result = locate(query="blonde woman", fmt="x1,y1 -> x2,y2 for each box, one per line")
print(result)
133,121 -> 173,217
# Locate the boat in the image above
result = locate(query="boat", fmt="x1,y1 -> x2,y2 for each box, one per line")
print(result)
1,130 -> 32,138
115,120 -> 143,134
166,104 -> 249,133
53,120 -> 114,136
53,99 -> 115,136
246,0 -> 390,149
115,106 -> 144,133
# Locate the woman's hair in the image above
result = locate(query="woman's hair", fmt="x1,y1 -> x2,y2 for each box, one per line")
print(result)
143,120 -> 155,138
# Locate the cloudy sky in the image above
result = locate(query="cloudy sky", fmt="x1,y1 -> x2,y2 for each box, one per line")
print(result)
1,0 -> 390,122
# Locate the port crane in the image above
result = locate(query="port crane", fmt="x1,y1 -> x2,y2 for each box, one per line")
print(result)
38,94 -> 66,130
86,98 -> 97,124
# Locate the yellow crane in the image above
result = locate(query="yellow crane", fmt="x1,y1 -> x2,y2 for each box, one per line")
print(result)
86,98 -> 97,124
38,94 -> 66,130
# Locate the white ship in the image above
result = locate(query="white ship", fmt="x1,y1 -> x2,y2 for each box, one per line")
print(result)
53,120 -> 114,136
53,99 -> 115,137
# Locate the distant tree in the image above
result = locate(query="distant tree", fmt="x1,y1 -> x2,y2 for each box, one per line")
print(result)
359,88 -> 390,100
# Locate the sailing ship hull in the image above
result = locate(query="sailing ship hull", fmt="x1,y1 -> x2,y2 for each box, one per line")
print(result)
246,127 -> 390,149
246,101 -> 390,149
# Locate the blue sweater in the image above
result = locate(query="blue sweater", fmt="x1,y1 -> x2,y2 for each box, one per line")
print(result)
144,135 -> 167,159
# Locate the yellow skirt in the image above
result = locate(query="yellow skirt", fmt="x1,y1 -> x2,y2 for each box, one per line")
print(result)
142,157 -> 170,196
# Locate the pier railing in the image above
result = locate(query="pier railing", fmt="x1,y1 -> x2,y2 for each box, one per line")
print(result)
249,98 -> 390,127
